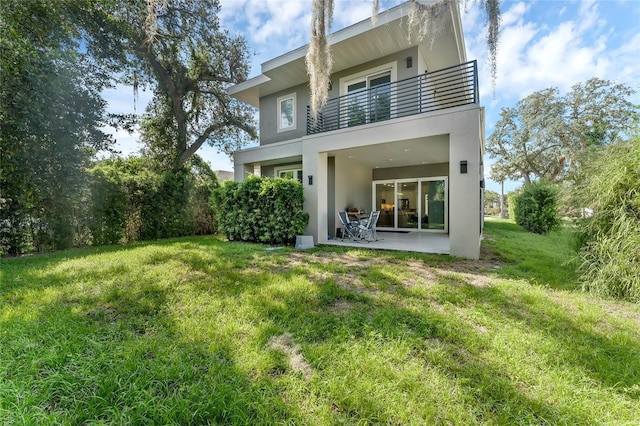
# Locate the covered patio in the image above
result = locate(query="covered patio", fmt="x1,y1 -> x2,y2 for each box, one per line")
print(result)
321,231 -> 450,255
325,135 -> 450,239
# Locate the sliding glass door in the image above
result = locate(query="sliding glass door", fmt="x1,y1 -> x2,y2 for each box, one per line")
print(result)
420,179 -> 446,230
372,177 -> 447,232
345,72 -> 392,127
397,180 -> 418,230
374,182 -> 395,228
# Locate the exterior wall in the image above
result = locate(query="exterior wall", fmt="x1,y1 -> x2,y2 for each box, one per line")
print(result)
262,162 -> 302,179
233,138 -> 303,182
259,47 -> 421,146
327,157 -> 336,238
237,102 -> 482,259
447,108 -> 482,259
330,46 -> 420,93
260,83 -> 310,145
301,105 -> 482,259
302,150 -> 327,245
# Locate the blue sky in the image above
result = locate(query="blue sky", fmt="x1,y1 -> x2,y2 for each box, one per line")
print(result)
103,0 -> 640,193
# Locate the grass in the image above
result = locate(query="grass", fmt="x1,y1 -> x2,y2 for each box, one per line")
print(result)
482,218 -> 579,290
1,220 -> 639,424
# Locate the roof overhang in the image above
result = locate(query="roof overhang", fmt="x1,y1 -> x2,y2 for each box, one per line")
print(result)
229,0 -> 467,107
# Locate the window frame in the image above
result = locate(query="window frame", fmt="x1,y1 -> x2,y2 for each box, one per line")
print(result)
274,165 -> 303,183
276,93 -> 297,133
339,62 -> 397,127
339,62 -> 397,97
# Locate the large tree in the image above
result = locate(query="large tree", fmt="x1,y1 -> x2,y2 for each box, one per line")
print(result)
487,78 -> 636,184
90,0 -> 257,170
0,0 -> 113,254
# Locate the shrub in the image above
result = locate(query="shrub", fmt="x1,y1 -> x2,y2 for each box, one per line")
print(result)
572,138 -> 640,302
213,176 -> 309,245
513,181 -> 560,234
507,190 -> 520,220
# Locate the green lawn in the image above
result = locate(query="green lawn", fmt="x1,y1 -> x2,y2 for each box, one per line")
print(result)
1,221 -> 639,424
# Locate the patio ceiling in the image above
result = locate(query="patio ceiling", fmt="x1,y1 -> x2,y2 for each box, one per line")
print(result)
328,135 -> 449,169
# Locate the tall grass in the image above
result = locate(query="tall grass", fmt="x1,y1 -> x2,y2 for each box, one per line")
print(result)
570,138 -> 640,302
578,206 -> 640,301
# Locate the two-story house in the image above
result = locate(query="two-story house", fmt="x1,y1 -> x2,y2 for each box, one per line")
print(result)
229,1 -> 485,259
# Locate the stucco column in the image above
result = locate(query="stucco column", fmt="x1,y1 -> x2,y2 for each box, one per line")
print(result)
233,163 -> 254,182
448,110 -> 482,259
302,148 -> 328,244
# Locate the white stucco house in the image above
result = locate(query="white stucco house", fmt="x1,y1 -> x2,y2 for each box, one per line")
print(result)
229,1 -> 485,259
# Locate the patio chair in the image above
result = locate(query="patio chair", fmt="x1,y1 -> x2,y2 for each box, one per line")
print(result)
358,210 -> 381,242
338,211 -> 362,241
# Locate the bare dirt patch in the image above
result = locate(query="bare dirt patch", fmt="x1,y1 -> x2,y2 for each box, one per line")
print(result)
265,249 -> 503,293
267,333 -> 314,379
328,300 -> 353,313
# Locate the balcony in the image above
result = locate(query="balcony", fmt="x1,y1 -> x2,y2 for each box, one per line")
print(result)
307,60 -> 479,135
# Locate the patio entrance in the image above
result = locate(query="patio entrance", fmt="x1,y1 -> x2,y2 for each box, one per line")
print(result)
373,177 -> 448,232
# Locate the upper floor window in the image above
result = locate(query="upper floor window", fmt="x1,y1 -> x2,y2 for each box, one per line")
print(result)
277,93 -> 296,132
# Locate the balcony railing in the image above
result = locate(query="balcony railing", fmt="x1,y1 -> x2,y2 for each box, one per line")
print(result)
307,60 -> 479,135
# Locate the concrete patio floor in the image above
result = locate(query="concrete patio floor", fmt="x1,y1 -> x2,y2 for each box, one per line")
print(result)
320,231 -> 450,255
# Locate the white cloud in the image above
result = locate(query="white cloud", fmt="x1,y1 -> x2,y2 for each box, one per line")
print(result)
469,0 -> 640,104
500,1 -> 530,27
220,0 -> 309,50
333,0 -> 378,30
460,0 -> 640,192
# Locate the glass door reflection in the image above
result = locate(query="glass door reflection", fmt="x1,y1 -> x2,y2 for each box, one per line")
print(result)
397,181 -> 418,229
420,180 -> 446,230
375,182 -> 395,228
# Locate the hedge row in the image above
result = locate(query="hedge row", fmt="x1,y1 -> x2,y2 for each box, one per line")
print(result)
88,157 -> 218,246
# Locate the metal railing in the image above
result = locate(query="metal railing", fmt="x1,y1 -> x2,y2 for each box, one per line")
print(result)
307,60 -> 478,135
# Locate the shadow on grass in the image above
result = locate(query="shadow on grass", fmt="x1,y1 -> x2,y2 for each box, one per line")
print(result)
240,265 -> 638,423
1,234 -> 638,424
0,239 -> 299,424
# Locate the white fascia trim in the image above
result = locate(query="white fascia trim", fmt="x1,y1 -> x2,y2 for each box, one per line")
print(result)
450,1 -> 467,64
228,74 -> 271,95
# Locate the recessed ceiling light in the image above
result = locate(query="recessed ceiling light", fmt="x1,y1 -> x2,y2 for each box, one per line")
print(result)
388,158 -> 393,161
375,165 -> 380,168
404,149 -> 411,152
421,161 -> 427,164
347,155 -> 354,159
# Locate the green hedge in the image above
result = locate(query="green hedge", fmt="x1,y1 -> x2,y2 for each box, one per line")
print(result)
88,164 -> 128,245
213,176 -> 309,245
88,157 -> 218,245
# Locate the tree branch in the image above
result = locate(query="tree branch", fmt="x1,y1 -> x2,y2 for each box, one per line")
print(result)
176,117 -> 255,169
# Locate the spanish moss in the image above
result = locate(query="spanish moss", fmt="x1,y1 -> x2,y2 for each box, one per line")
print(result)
306,0 -> 333,119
